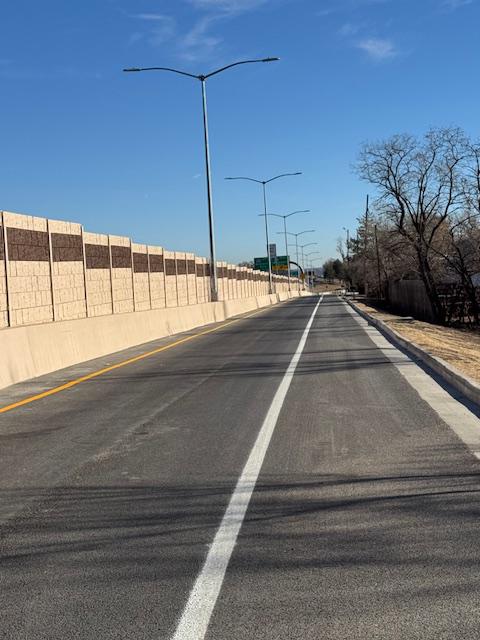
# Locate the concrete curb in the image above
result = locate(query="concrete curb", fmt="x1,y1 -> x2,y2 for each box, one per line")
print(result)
345,297 -> 480,408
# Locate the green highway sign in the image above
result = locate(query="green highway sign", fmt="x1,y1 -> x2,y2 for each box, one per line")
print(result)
254,255 -> 289,272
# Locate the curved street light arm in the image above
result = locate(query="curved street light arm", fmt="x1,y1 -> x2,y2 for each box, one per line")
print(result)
205,57 -> 279,79
226,172 -> 301,185
267,210 -> 310,219
123,66 -> 199,79
285,209 -> 310,218
225,176 -> 263,184
265,172 -> 302,184
285,230 -> 316,238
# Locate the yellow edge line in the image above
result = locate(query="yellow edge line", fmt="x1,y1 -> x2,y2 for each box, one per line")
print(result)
0,307 -> 269,415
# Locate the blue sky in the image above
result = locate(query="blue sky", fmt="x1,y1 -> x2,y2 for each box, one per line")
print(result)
1,0 -> 479,264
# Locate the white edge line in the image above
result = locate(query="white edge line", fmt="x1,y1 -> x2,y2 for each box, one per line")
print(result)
343,299 -> 480,458
171,295 -> 323,640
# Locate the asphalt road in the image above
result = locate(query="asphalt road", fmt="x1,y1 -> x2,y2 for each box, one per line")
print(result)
1,295 -> 480,639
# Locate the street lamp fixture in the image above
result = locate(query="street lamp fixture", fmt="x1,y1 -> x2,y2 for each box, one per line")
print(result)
225,173 -> 302,293
124,57 -> 279,301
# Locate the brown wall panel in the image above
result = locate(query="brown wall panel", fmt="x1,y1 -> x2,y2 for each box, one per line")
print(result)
133,252 -> 149,273
165,259 -> 176,276
176,259 -> 187,275
149,254 -> 164,273
111,245 -> 131,268
51,233 -> 83,262
85,243 -> 110,269
7,228 -> 49,261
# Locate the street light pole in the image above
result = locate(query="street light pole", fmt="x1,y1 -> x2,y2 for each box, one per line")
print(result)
225,172 -> 302,294
308,256 -> 323,287
298,242 -> 317,289
262,182 -> 272,290
284,229 -> 315,290
305,250 -> 320,287
200,78 -> 217,298
265,210 -> 310,291
124,57 -> 279,302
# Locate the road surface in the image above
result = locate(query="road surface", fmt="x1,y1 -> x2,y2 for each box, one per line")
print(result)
1,295 -> 480,639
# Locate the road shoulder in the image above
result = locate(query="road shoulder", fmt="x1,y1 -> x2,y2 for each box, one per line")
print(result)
345,297 -> 480,409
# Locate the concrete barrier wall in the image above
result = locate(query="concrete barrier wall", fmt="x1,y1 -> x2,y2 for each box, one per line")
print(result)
0,209 -> 301,335
0,290 -> 311,390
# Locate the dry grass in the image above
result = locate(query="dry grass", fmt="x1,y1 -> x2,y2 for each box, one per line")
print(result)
355,300 -> 480,384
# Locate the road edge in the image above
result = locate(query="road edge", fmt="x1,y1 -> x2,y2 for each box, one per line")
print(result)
344,297 -> 480,409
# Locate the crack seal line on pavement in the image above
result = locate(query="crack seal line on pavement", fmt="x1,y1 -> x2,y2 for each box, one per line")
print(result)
170,294 -> 323,640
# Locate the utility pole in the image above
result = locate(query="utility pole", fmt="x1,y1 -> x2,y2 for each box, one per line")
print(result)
363,195 -> 369,297
374,223 -> 382,298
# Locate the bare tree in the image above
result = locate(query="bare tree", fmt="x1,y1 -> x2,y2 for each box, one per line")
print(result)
357,127 -> 468,323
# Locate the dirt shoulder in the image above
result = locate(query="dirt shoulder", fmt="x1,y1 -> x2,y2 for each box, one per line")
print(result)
353,300 -> 480,384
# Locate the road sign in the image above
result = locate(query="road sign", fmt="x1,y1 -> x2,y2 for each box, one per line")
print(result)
254,255 -> 289,272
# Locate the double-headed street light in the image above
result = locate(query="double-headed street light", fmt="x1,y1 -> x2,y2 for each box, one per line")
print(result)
298,242 -> 317,288
124,57 -> 279,302
305,251 -> 321,287
284,229 -> 315,288
263,210 -> 310,291
307,256 -> 323,287
299,241 -> 317,263
225,173 -> 302,293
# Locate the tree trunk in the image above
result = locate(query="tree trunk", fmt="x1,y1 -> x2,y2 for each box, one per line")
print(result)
416,250 -> 445,324
463,277 -> 480,325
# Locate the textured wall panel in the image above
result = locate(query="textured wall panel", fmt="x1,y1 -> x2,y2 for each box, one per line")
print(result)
85,244 -> 110,269
133,252 -> 149,273
111,245 -> 131,269
7,228 -> 49,262
51,233 -> 84,262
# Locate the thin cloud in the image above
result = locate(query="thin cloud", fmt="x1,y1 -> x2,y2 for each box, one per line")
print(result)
134,13 -> 172,21
178,0 -> 272,61
186,0 -> 269,13
357,37 -> 397,60
128,13 -> 176,46
338,22 -> 362,36
442,0 -> 473,9
179,15 -> 223,61
127,0 -> 274,61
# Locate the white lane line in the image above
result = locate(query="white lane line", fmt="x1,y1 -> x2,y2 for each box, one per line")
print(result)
171,295 -> 323,640
344,301 -> 480,458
